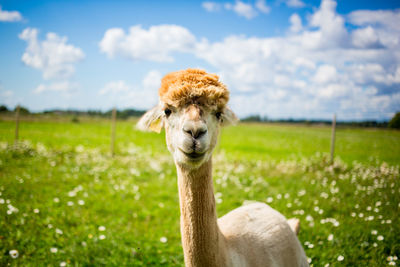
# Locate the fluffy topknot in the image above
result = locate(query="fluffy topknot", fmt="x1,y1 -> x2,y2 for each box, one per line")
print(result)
159,68 -> 229,108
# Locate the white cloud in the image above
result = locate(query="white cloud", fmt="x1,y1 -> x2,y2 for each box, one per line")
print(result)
255,0 -> 270,14
351,26 -> 382,49
308,0 -> 348,48
348,9 -> 400,32
202,2 -> 221,12
99,0 -> 400,120
0,86 -> 14,107
33,81 -> 78,94
289,13 -> 303,33
1,89 -> 13,98
193,0 -> 400,119
203,1 -> 270,18
19,28 -> 85,80
99,80 -> 130,95
99,70 -> 161,110
0,5 -> 22,22
99,25 -> 196,62
313,65 -> 338,84
142,70 -> 162,90
225,1 -> 258,19
293,57 -> 315,69
285,0 -> 305,8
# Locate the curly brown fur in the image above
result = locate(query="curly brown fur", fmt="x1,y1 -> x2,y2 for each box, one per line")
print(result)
159,68 -> 229,109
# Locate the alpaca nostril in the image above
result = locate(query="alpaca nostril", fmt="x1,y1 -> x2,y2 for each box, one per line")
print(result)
195,129 -> 207,139
183,127 -> 207,139
183,128 -> 193,137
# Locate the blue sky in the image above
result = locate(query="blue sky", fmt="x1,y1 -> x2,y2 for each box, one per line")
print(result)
0,0 -> 399,120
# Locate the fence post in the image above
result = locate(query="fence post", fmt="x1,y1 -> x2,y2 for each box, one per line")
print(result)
330,113 -> 336,164
14,105 -> 20,144
111,107 -> 117,156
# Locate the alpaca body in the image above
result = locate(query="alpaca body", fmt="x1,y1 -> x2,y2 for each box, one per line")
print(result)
219,202 -> 308,267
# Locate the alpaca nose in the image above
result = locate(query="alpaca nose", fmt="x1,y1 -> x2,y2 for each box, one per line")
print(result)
183,122 -> 207,139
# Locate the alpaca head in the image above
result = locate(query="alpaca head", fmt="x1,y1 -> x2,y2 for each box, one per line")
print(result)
137,69 -> 238,169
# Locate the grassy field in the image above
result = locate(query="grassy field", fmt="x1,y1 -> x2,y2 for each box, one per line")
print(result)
0,117 -> 399,266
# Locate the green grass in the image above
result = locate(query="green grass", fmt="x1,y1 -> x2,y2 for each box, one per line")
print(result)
0,118 -> 399,266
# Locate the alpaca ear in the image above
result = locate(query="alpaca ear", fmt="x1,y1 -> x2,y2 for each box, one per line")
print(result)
136,105 -> 164,133
221,106 -> 239,127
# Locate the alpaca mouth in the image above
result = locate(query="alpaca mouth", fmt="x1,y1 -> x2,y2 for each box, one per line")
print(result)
179,149 -> 205,161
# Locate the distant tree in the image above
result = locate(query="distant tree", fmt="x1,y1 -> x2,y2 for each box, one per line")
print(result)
0,105 -> 8,112
242,115 -> 262,122
388,112 -> 400,129
71,116 -> 80,123
15,106 -> 30,114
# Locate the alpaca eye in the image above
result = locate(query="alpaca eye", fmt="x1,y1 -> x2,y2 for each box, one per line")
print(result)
215,112 -> 222,120
164,108 -> 172,117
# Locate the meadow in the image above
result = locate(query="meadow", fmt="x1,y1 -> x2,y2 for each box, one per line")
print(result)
0,117 -> 399,266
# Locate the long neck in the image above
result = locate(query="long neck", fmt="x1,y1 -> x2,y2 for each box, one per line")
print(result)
176,159 -> 227,267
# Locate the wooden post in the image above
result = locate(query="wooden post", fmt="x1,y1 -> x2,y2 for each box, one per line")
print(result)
111,107 -> 117,156
14,105 -> 20,144
330,113 -> 336,164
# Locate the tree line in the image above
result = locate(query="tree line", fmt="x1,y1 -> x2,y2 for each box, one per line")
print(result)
1,104 -> 399,129
0,105 -> 145,120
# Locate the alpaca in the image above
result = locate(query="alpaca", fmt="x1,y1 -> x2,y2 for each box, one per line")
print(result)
137,69 -> 308,267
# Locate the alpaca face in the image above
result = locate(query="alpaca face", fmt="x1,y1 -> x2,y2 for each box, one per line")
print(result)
137,99 -> 237,170
137,69 -> 238,169
163,100 -> 220,169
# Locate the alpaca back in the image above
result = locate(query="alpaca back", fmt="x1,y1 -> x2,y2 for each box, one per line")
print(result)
218,202 -> 308,267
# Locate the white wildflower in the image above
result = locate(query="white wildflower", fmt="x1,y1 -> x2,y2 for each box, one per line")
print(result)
160,237 -> 168,243
98,226 -> 106,231
9,249 -> 19,258
50,247 -> 58,253
337,255 -> 344,261
298,190 -> 306,197
68,191 -> 76,197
